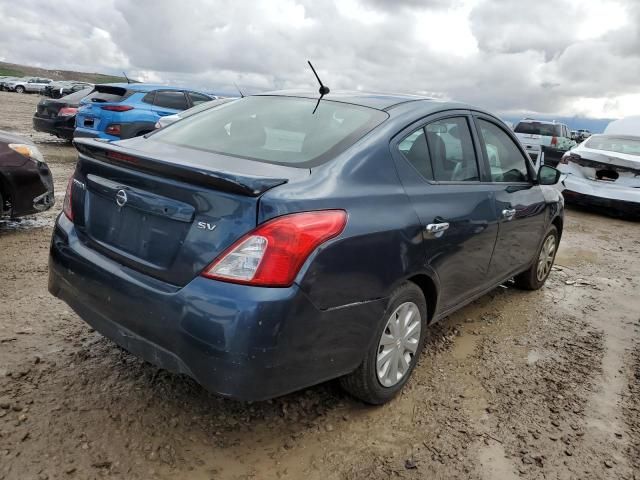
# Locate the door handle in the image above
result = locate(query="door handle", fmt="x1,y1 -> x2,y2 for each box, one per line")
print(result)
502,208 -> 516,221
425,222 -> 450,238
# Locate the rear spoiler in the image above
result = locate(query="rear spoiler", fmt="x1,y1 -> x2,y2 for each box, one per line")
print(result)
73,139 -> 288,197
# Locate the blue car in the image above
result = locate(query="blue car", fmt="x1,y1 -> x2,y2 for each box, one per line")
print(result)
49,91 -> 564,404
74,83 -> 216,141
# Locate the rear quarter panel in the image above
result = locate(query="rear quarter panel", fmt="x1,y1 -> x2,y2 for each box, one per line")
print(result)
259,124 -> 426,311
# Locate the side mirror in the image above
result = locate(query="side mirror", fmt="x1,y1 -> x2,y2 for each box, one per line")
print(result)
538,165 -> 561,185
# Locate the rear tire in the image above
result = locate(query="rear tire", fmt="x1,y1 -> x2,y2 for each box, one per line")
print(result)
514,226 -> 558,290
340,282 -> 428,405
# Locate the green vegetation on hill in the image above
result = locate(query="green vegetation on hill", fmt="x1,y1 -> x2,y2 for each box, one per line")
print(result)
0,67 -> 25,77
0,61 -> 127,84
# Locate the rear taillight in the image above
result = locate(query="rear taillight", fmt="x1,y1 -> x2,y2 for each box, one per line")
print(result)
57,107 -> 77,117
550,136 -> 558,146
202,210 -> 347,287
105,124 -> 121,136
101,105 -> 133,112
63,176 -> 74,221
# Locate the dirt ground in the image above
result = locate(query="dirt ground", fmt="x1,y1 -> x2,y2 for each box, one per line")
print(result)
0,91 -> 639,480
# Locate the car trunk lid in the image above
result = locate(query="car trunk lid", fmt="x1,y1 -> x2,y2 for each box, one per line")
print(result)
567,149 -> 640,187
70,138 -> 309,286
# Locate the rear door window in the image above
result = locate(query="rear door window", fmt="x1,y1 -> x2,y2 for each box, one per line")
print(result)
187,92 -> 212,106
153,91 -> 189,110
398,128 -> 433,180
478,119 -> 531,183
425,117 -> 479,182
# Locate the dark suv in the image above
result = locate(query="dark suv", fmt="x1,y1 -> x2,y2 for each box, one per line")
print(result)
49,92 -> 563,404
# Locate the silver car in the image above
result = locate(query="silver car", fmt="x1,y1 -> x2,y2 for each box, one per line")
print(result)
6,77 -> 53,94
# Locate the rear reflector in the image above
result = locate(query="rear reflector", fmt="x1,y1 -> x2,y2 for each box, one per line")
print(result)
101,105 -> 134,112
202,210 -> 347,287
63,176 -> 74,221
105,124 -> 121,136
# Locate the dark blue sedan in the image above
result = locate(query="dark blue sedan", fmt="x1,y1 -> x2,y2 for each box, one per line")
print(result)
49,91 -> 564,404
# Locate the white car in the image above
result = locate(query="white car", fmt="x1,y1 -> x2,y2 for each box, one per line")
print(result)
558,134 -> 640,216
6,77 -> 53,94
514,119 -> 576,167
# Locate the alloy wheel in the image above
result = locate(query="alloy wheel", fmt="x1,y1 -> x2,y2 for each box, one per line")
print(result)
536,234 -> 556,281
376,301 -> 422,387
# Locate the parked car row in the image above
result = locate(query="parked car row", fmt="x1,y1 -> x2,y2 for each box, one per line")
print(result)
8,73 -> 634,404
0,76 -> 52,93
0,75 -> 93,97
32,83 -> 222,141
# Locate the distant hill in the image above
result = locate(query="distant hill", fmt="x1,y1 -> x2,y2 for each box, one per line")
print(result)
0,61 -> 127,84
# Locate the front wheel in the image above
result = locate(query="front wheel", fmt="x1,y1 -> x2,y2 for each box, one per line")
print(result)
15,86 -> 25,94
340,282 -> 428,405
514,226 -> 558,290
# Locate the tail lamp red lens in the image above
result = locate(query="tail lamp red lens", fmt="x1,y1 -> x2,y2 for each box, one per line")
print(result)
63,176 -> 74,221
57,107 -> 78,117
201,210 -> 347,287
105,124 -> 122,136
100,105 -> 134,112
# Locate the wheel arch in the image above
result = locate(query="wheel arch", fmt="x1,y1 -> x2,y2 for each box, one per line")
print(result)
405,273 -> 439,324
551,214 -> 563,240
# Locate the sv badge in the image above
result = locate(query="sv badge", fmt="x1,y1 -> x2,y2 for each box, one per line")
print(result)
197,221 -> 217,231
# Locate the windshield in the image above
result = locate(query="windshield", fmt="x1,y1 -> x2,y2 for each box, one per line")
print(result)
514,122 -> 561,136
585,135 -> 640,156
152,96 -> 388,167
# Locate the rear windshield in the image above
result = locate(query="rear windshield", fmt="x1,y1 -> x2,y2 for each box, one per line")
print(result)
585,135 -> 640,156
60,88 -> 92,102
151,96 -> 388,167
514,122 -> 561,137
84,86 -> 131,104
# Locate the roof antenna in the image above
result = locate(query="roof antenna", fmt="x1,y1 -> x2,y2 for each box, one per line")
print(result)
234,82 -> 245,98
122,71 -> 131,84
308,60 -> 330,114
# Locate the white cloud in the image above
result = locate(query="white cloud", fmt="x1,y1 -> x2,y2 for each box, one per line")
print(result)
0,0 -> 637,118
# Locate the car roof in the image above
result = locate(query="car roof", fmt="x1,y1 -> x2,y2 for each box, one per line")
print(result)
105,83 -> 206,93
257,90 -> 436,110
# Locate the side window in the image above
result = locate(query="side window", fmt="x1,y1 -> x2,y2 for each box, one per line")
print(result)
153,91 -> 189,110
477,119 -> 530,183
188,92 -> 212,106
398,128 -> 433,180
426,117 -> 478,182
141,91 -> 155,105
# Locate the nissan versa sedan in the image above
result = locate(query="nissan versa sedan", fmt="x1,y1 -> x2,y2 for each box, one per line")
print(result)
49,92 -> 563,404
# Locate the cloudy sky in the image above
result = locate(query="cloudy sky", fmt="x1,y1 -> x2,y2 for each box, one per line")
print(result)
0,0 -> 638,119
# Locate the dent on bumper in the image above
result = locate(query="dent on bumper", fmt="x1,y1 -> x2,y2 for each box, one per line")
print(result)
48,215 -> 385,400
561,176 -> 640,204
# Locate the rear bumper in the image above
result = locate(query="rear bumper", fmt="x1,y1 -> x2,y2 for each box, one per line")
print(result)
561,176 -> 640,216
73,128 -> 111,140
48,214 -> 384,401
2,160 -> 55,217
33,115 -> 75,139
